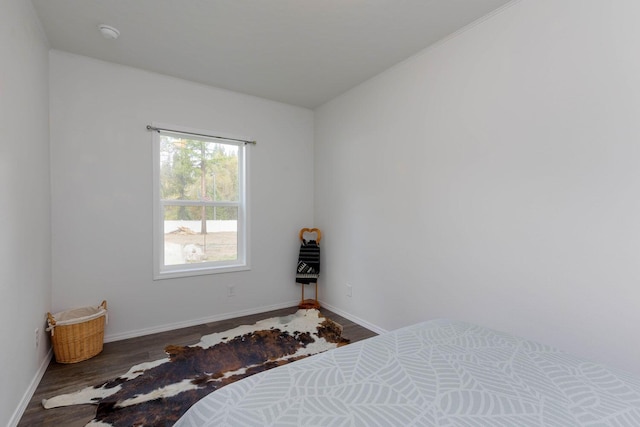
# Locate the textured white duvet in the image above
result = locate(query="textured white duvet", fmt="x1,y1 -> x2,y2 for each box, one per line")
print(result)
175,319 -> 640,426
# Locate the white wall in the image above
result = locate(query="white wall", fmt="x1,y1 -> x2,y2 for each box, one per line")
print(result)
0,1 -> 52,425
315,0 -> 640,375
50,51 -> 314,339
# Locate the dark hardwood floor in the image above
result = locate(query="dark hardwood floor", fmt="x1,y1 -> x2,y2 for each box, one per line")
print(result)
18,306 -> 377,426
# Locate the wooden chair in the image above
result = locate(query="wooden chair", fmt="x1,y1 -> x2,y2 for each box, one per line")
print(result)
296,228 -> 322,309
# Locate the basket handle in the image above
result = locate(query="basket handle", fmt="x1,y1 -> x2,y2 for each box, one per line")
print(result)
46,312 -> 57,335
47,312 -> 56,327
100,300 -> 108,325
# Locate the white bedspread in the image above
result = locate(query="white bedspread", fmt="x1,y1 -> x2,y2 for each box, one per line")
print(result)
175,319 -> 640,426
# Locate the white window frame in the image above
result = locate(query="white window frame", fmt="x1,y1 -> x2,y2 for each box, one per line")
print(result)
152,123 -> 250,280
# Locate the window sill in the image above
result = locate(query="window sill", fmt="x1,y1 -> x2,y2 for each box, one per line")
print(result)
154,263 -> 250,280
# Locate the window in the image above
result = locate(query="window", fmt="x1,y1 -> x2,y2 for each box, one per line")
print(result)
152,124 -> 249,279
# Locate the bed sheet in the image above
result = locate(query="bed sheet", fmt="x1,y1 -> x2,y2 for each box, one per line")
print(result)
175,319 -> 640,426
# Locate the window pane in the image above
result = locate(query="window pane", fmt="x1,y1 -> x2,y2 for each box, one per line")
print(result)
160,135 -> 239,202
163,206 -> 238,266
153,124 -> 248,279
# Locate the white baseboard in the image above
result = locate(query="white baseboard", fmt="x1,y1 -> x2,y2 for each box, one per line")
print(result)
319,301 -> 388,335
10,348 -> 52,427
103,299 -> 387,343
104,300 -> 386,343
104,300 -> 300,343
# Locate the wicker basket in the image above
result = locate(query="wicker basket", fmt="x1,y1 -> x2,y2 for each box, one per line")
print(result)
47,300 -> 107,364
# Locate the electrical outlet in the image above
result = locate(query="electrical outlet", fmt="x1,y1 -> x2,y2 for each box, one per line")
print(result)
227,284 -> 236,297
346,283 -> 352,297
35,328 -> 40,349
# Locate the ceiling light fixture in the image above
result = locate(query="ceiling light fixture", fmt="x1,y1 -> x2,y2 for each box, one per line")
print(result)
98,24 -> 120,40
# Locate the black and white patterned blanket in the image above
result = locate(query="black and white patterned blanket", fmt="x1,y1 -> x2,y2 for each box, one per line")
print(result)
296,239 -> 320,284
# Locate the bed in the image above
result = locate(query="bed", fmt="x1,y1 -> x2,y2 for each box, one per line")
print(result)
175,319 -> 640,426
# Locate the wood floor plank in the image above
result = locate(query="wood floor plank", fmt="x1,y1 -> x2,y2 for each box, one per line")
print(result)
18,306 -> 376,426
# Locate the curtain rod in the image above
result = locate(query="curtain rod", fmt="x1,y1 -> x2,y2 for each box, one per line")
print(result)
146,125 -> 257,145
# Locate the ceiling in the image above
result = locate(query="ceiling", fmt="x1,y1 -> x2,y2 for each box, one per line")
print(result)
31,0 -> 511,109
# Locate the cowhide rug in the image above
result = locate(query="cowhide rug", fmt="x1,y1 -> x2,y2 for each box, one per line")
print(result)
42,309 -> 349,427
